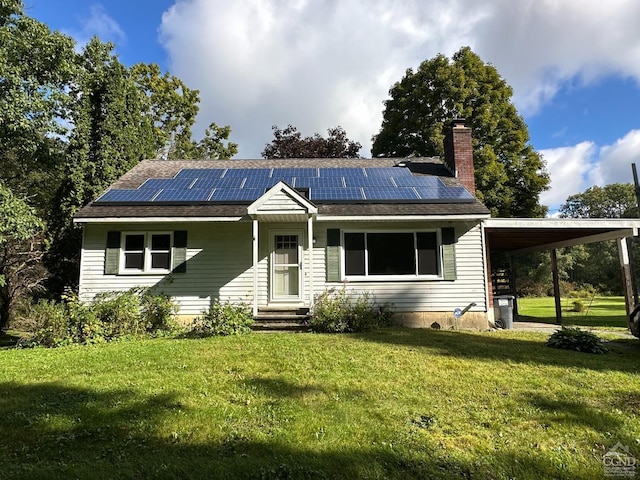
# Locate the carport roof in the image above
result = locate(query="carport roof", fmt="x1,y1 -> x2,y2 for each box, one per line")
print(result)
483,218 -> 640,252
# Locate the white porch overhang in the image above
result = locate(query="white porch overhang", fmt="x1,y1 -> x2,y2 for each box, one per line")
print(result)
248,182 -> 318,316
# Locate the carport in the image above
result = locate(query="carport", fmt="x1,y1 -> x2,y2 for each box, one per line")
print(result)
482,218 -> 640,328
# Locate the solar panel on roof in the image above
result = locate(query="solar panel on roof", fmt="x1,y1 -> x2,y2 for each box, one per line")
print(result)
362,187 -> 419,200
139,178 -> 196,190
223,168 -> 271,178
438,186 -> 474,200
392,176 -> 443,188
209,188 -> 264,201
175,169 -> 225,179
272,168 -> 318,178
364,167 -> 412,177
319,168 -> 365,177
414,186 -> 474,201
310,187 -> 364,201
153,189 -> 213,202
242,177 -> 294,188
294,177 -> 344,188
344,177 -> 395,187
191,177 -> 244,189
96,189 -> 161,203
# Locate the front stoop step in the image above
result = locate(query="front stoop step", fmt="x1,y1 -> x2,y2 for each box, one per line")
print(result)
253,306 -> 311,332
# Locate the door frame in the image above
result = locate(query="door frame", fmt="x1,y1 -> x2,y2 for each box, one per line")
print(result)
269,229 -> 305,303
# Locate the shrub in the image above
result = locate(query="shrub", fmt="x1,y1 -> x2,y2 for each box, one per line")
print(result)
65,292 -> 103,344
547,327 -> 608,354
20,289 -> 179,347
310,287 -> 393,333
27,300 -> 72,347
569,300 -> 585,313
140,290 -> 179,332
92,290 -> 145,339
194,300 -> 253,336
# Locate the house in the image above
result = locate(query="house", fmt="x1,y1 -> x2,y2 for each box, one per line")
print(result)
74,120 -> 495,329
73,120 -> 640,332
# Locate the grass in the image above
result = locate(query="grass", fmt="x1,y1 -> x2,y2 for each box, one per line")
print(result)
517,296 -> 629,329
1,329 -> 639,479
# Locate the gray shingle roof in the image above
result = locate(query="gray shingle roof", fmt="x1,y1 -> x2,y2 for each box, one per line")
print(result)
74,158 -> 490,219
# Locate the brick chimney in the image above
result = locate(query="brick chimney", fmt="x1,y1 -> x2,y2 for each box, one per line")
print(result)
444,118 -> 475,195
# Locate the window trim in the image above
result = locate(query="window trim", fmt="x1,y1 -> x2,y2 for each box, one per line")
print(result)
341,229 -> 443,281
120,231 -> 173,274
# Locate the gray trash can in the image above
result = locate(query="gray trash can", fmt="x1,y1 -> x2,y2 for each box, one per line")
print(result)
494,295 -> 515,329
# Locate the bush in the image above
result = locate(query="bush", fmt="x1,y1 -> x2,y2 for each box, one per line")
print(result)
93,290 -> 146,338
140,290 -> 179,332
27,300 -> 72,347
569,300 -> 585,313
547,327 -> 608,354
194,300 -> 253,336
310,287 -> 393,333
20,289 -> 179,348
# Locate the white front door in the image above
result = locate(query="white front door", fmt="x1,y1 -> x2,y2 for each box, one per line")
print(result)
271,232 -> 303,302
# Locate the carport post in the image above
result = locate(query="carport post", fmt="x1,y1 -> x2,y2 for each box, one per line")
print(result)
550,249 -> 562,325
617,237 -> 634,330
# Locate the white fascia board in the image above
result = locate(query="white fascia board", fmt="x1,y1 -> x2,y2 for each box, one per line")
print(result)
316,214 -> 491,222
483,218 -> 640,229
73,216 -> 244,224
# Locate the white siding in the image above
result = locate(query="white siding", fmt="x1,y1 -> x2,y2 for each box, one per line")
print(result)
79,222 -> 254,315
257,191 -> 306,212
311,222 -> 487,313
78,219 -> 487,316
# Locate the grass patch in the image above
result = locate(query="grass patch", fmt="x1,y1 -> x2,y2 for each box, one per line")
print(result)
1,329 -> 639,479
517,296 -> 629,329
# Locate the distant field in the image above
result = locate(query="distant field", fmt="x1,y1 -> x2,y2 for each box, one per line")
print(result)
517,296 -> 628,328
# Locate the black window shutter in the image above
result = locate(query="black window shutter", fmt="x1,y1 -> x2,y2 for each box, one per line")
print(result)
441,227 -> 457,280
172,230 -> 188,273
104,231 -> 121,275
326,229 -> 341,282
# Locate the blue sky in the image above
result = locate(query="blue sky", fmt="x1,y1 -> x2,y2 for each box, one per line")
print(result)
26,0 -> 640,214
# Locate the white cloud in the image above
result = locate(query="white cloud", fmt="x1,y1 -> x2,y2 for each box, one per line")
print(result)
588,130 -> 640,186
540,131 -> 640,213
539,142 -> 596,210
158,0 -> 640,159
66,4 -> 126,49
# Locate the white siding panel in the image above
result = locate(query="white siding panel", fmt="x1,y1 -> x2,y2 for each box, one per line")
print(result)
258,191 -> 306,212
79,222 -> 254,315
312,222 -> 486,313
78,219 -> 487,316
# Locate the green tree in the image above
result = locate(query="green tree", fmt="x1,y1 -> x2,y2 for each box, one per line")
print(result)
371,47 -> 549,217
0,182 -> 46,329
131,62 -> 200,159
559,183 -> 638,295
560,183 -> 637,219
0,0 -> 76,213
192,122 -> 238,159
47,37 -> 155,294
262,125 -> 361,158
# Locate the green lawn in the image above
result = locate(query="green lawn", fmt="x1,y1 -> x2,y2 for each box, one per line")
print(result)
517,296 -> 629,329
1,329 -> 639,479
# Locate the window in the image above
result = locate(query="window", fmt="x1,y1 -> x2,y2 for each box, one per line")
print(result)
344,231 -> 440,278
121,232 -> 172,273
150,234 -> 171,270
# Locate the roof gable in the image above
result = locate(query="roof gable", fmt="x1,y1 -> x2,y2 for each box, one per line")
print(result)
248,181 -> 317,217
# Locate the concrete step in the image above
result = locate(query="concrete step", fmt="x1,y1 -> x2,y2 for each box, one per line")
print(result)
252,318 -> 311,332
